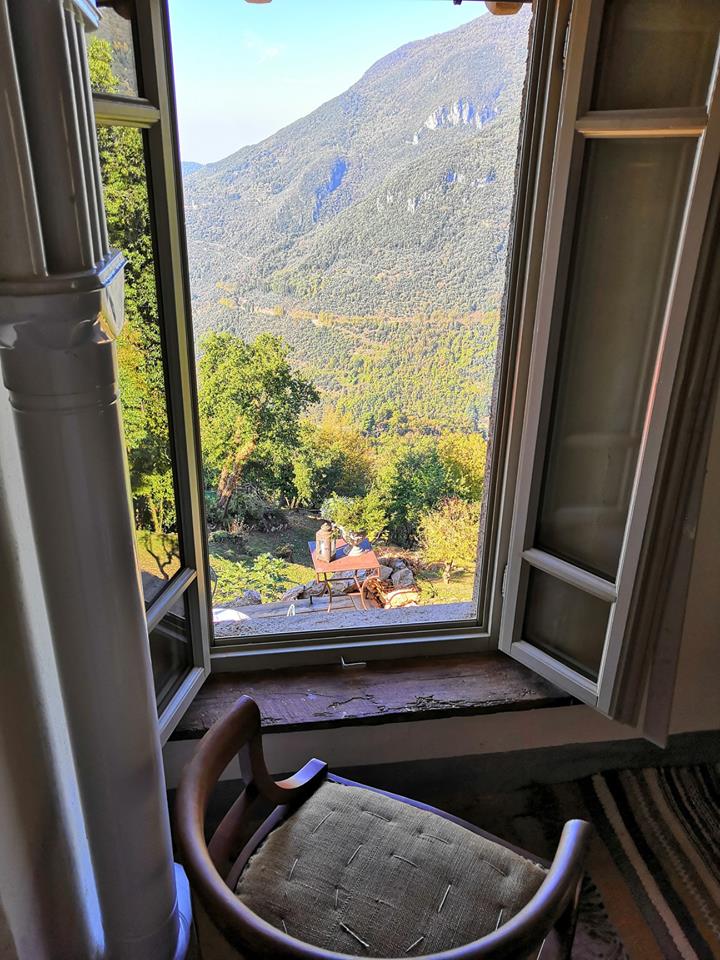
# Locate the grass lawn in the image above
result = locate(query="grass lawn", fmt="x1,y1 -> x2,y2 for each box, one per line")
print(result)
208,510 -> 318,598
207,508 -> 476,606
415,566 -> 475,604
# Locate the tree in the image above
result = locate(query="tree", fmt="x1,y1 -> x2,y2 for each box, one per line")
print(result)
293,413 -> 374,506
373,437 -> 457,546
437,432 -> 488,502
197,332 -> 318,515
419,497 -> 481,582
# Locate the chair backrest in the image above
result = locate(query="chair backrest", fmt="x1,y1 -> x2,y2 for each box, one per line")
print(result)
175,696 -> 592,960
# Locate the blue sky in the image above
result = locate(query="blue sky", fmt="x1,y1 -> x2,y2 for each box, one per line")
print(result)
168,0 -> 484,164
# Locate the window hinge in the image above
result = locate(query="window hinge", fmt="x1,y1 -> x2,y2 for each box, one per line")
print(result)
562,16 -> 571,71
501,563 -> 509,598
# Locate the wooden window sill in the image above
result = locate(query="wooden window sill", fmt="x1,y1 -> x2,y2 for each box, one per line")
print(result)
170,652 -> 574,740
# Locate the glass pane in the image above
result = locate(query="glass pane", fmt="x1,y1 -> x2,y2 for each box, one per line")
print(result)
88,8 -> 140,97
592,0 -> 720,111
170,0 -> 534,639
95,122 -> 182,606
523,568 -> 609,681
149,593 -> 192,712
536,138 -> 696,579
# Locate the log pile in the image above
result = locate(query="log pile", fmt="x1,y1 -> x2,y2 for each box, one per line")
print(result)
364,575 -> 421,609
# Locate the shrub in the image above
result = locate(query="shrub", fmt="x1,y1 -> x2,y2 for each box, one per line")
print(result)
419,497 -> 481,582
210,553 -> 289,604
293,415 -> 374,507
321,491 -> 387,542
437,432 -> 488,502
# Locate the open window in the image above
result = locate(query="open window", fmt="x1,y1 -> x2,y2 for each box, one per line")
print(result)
499,0 -> 720,719
87,0 -> 720,739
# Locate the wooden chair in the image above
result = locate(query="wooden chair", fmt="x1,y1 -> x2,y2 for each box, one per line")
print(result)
175,696 -> 591,960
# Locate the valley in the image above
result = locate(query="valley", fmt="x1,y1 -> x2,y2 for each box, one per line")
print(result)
182,10 -> 530,436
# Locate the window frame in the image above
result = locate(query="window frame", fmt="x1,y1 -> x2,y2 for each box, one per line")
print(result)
92,0 -> 211,740
498,0 -> 720,713
198,0 -> 567,672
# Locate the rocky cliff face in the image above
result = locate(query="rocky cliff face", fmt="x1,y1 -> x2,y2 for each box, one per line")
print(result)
183,10 -> 531,326
421,96 -> 499,133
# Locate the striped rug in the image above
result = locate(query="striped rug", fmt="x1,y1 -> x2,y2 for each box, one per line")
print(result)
580,765 -> 720,960
434,763 -> 720,959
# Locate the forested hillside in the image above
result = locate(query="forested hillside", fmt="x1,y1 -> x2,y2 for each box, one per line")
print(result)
183,11 -> 530,433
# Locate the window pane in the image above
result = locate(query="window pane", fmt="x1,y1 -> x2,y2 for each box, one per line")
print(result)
149,593 -> 193,712
592,0 -> 720,111
523,568 -> 609,680
95,122 -> 182,606
89,7 -> 140,97
536,138 -> 696,579
170,1 -> 533,640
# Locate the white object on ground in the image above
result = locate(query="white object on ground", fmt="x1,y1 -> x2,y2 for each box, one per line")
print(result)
212,607 -> 251,623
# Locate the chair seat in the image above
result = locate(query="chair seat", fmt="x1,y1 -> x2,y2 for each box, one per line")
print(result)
236,781 -> 547,957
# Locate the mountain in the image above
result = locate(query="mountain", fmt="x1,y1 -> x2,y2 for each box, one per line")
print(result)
183,11 -> 531,431
181,160 -> 204,176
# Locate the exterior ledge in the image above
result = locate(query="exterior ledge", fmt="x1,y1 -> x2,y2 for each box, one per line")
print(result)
171,652 -> 574,740
214,601 -> 475,639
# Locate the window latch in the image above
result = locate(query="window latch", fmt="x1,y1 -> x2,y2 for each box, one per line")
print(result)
341,656 -> 367,669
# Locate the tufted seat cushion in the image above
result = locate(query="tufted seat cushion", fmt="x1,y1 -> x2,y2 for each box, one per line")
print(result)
236,781 -> 547,957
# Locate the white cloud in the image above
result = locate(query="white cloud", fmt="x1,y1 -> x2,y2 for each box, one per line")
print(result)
242,30 -> 285,62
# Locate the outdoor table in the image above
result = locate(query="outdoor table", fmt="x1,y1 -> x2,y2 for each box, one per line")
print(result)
308,538 -> 381,612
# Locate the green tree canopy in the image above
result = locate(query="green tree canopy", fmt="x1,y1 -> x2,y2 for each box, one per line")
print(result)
197,331 -> 319,514
372,436 -> 457,546
293,413 -> 374,507
437,432 -> 488,502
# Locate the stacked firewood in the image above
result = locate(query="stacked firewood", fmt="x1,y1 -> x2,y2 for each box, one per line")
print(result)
364,575 -> 421,609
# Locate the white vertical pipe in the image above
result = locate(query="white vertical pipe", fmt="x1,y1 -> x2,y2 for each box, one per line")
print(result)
0,0 -> 46,280
0,363 -> 104,960
0,1 -> 190,956
65,6 -> 104,266
0,271 -> 188,960
8,0 -> 94,273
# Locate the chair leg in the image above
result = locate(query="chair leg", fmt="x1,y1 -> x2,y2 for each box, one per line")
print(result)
553,876 -> 583,959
